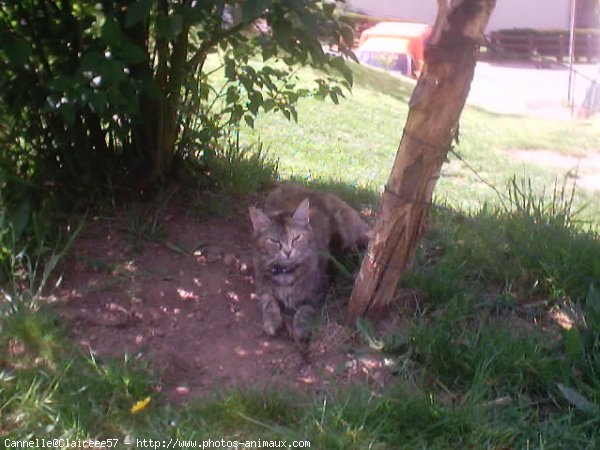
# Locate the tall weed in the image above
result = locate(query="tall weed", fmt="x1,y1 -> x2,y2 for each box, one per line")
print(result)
206,134 -> 278,195
406,177 -> 600,305
0,204 -> 83,312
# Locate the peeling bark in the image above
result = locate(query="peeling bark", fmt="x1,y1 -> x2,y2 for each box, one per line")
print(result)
346,0 -> 496,323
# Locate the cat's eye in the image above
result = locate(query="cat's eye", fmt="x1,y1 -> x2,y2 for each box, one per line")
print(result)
268,238 -> 282,249
291,235 -> 303,245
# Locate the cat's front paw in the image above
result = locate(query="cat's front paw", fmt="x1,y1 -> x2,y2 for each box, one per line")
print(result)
260,295 -> 283,336
292,304 -> 317,345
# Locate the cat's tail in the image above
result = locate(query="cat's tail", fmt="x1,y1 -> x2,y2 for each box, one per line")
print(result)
334,208 -> 371,251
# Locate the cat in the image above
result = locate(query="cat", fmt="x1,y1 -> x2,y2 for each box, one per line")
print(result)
249,184 -> 370,345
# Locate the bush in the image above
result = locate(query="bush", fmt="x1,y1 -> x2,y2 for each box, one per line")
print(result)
0,1 -> 354,206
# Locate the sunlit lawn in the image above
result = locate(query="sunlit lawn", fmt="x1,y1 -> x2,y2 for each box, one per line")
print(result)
243,62 -> 600,220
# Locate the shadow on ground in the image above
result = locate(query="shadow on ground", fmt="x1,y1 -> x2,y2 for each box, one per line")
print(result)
56,192 -> 388,402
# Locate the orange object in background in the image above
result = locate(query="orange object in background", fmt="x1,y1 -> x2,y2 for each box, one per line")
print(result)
356,22 -> 431,77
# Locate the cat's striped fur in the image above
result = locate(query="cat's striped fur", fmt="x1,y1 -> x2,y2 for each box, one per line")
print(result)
249,184 -> 369,344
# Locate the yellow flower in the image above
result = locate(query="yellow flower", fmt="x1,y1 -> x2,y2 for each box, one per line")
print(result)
130,396 -> 151,413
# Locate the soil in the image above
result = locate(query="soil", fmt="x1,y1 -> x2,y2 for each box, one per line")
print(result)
55,196 -> 390,402
53,148 -> 600,403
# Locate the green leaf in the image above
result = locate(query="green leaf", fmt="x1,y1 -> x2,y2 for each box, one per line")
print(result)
329,91 -> 339,105
229,104 -> 244,123
263,99 -> 275,112
261,44 -> 277,62
59,103 -> 77,126
242,0 -> 272,24
563,328 -> 584,360
51,74 -> 74,92
46,94 -> 60,110
247,91 -> 262,115
557,383 -> 599,415
340,23 -> 355,47
309,41 -> 326,66
198,82 -> 211,100
2,39 -> 31,66
244,115 -> 255,128
98,59 -> 127,86
240,76 -> 253,92
11,201 -> 31,242
88,91 -> 107,115
121,43 -> 147,64
125,0 -> 154,28
79,51 -> 103,71
224,58 -> 236,80
101,17 -> 122,47
329,55 -> 353,87
296,9 -> 318,38
585,284 -> 600,328
117,80 -> 141,115
156,14 -> 183,41
271,18 -> 292,50
225,86 -> 240,104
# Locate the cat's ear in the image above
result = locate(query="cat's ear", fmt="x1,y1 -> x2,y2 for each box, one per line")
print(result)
249,206 -> 272,233
292,198 -> 310,227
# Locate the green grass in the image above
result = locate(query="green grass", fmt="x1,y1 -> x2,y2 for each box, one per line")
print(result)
2,286 -> 599,447
1,309 -> 597,448
2,60 -> 600,448
243,61 -> 600,220
206,138 -> 279,196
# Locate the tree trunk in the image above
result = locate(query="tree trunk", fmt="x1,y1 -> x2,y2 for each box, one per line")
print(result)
156,20 -> 190,180
346,0 -> 496,322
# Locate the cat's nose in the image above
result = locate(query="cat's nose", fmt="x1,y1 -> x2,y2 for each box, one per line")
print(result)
283,249 -> 292,258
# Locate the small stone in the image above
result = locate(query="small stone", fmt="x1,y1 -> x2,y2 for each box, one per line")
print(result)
223,253 -> 236,266
150,328 -> 165,337
205,252 -> 222,263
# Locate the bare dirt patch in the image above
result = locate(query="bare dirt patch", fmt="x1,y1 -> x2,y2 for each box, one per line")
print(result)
55,198 -> 389,401
509,149 -> 600,192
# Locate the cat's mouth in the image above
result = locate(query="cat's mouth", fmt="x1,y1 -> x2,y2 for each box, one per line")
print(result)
271,264 -> 296,276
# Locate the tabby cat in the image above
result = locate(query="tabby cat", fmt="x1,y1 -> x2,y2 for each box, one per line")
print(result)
249,184 -> 370,345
